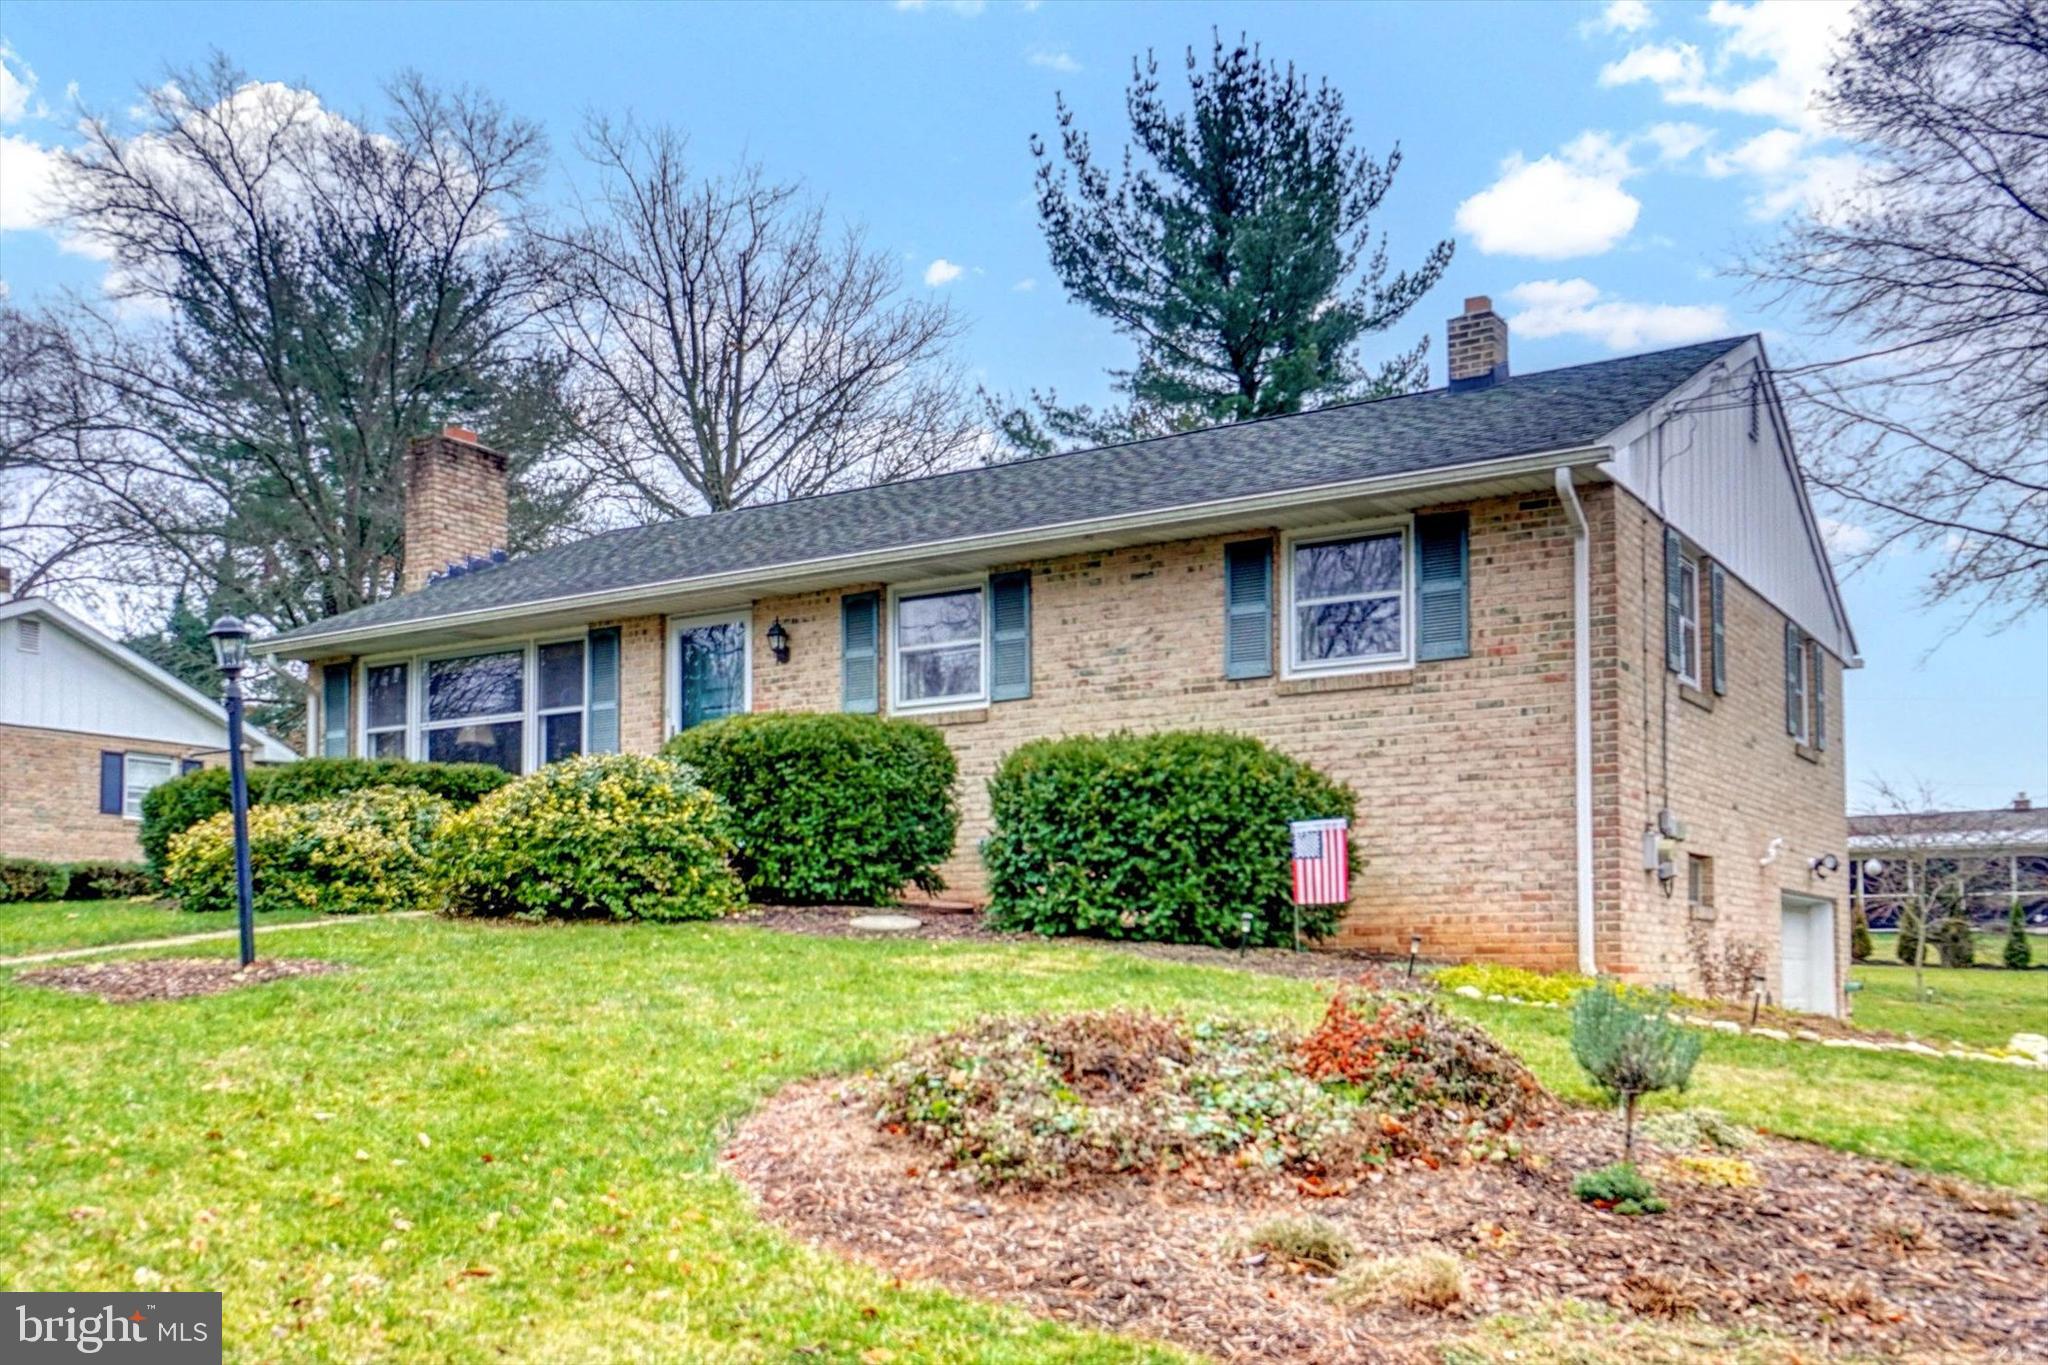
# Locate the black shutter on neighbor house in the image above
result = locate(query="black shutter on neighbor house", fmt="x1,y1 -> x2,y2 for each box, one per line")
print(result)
1709,562 -> 1728,695
586,627 -> 621,754
1664,526 -> 1684,674
1810,638 -> 1826,751
99,751 -> 124,815
841,592 -> 880,713
1223,540 -> 1273,680
989,571 -> 1032,702
1414,512 -> 1471,662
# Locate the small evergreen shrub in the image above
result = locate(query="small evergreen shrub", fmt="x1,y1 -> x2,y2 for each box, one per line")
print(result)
1896,901 -> 1925,965
1850,905 -> 1873,962
663,713 -> 958,905
1571,1161 -> 1668,1215
1247,1216 -> 1353,1272
1935,887 -> 1975,968
1638,1107 -> 1754,1152
1569,981 -> 1702,1159
165,788 -> 449,917
438,754 -> 743,923
983,730 -> 1357,947
0,858 -> 70,903
2005,900 -> 2034,970
139,757 -> 511,872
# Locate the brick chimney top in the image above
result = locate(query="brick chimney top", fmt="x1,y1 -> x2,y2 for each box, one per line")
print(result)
0,565 -> 11,599
403,425 -> 509,593
1447,296 -> 1509,392
2016,792 -> 2033,812
441,424 -> 481,445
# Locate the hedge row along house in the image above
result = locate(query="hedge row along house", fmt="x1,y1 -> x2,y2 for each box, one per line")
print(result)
266,299 -> 1859,1013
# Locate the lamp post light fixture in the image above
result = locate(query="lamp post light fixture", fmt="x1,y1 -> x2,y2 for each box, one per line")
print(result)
766,618 -> 791,664
207,615 -> 257,970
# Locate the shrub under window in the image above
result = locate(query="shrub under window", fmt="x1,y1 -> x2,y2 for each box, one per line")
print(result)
983,730 -> 1357,947
664,712 -> 959,905
164,787 -> 449,917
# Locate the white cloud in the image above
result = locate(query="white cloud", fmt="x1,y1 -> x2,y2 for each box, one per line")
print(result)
0,134 -> 62,233
0,43 -> 38,124
1011,277 -> 1036,292
1504,278 -> 1732,350
1599,2 -> 1856,132
923,257 -> 964,287
1599,42 -> 1705,92
1455,138 -> 1641,260
1643,121 -> 1712,164
1819,516 -> 1876,557
1027,46 -> 1080,74
1589,0 -> 1657,34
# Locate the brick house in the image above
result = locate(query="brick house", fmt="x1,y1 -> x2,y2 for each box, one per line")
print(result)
0,588 -> 297,863
266,302 -> 1859,1013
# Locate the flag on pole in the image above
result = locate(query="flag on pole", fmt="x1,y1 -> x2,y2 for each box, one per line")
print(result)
1290,818 -> 1350,906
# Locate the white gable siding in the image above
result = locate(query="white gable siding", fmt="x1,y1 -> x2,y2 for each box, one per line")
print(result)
1600,338 -> 1855,661
0,613 -> 231,746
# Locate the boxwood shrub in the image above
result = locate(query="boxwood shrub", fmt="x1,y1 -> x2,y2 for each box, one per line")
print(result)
60,861 -> 159,901
139,757 -> 511,873
983,730 -> 1357,948
0,857 -> 71,904
164,787 -> 450,917
438,754 -> 744,922
664,712 -> 958,905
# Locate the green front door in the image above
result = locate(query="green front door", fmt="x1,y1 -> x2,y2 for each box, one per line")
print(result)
677,619 -> 748,730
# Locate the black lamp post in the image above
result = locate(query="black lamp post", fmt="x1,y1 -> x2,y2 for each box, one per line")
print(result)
208,616 -> 256,969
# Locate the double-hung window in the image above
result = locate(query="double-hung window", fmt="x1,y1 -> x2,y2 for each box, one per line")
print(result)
422,649 -> 525,772
537,639 -> 586,761
893,585 -> 985,709
1676,554 -> 1702,688
364,662 -> 409,758
1287,525 -> 1411,673
122,753 -> 175,819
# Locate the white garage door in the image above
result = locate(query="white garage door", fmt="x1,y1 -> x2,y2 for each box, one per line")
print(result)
1780,894 -> 1837,1016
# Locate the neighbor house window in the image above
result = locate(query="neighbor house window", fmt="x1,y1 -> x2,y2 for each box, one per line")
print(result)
1287,525 -> 1410,672
893,585 -> 985,708
422,649 -> 525,773
1676,554 -> 1701,688
1688,854 -> 1715,911
364,662 -> 409,759
537,639 -> 586,761
122,753 -> 175,820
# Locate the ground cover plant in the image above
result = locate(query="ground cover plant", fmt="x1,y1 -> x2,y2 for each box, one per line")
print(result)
166,788 -> 449,917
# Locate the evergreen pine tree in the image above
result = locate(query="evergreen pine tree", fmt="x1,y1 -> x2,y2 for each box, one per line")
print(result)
1851,904 -> 1873,962
2004,899 -> 2033,970
1570,981 -> 1702,1160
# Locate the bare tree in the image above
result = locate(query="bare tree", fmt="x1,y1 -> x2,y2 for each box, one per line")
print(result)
542,120 -> 977,518
1857,776 -> 1974,1003
1744,0 -> 2047,623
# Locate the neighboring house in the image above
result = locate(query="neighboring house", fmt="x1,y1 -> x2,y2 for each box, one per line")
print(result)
266,299 -> 1859,1012
0,587 -> 297,864
1849,794 -> 2048,930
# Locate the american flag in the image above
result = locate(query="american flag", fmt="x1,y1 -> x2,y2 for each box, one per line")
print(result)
1291,819 -> 1350,906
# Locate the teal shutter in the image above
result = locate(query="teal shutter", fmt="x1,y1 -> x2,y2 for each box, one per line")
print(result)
1809,638 -> 1826,751
841,592 -> 879,712
1223,540 -> 1272,679
1784,622 -> 1804,738
586,627 -> 621,753
322,665 -> 351,758
1664,526 -> 1684,673
1709,562 -> 1727,695
989,572 -> 1032,702
1414,512 -> 1470,662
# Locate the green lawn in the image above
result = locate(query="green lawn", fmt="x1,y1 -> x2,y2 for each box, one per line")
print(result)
1850,936 -> 2047,1050
3,919 -> 2043,1363
0,900 -> 326,958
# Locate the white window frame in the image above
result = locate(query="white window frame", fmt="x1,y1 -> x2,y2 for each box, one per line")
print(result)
1280,517 -> 1415,678
357,631 -> 603,773
361,660 -> 411,759
122,752 -> 176,821
417,645 -> 530,772
665,610 -> 753,737
1676,553 -> 1702,689
534,637 -> 590,763
888,577 -> 989,714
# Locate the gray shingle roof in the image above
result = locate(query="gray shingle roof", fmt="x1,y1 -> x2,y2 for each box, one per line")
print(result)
272,335 -> 1748,646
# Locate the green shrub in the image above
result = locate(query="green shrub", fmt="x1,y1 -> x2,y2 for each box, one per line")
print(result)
982,730 -> 1357,947
139,757 -> 511,873
165,787 -> 449,917
439,754 -> 743,923
1896,901 -> 1925,965
1850,905 -> 1873,962
1571,1161 -> 1668,1215
664,713 -> 958,905
2005,900 -> 2033,970
0,858 -> 70,903
1570,981 -> 1702,1160
1935,887 -> 1975,968
60,862 -> 159,901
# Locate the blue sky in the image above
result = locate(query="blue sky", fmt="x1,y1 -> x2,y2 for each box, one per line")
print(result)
1,0 -> 2042,810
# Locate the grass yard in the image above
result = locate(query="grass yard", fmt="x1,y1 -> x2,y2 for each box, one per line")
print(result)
0,900 -> 326,958
1850,936 -> 2047,1050
4,919 -> 2044,1362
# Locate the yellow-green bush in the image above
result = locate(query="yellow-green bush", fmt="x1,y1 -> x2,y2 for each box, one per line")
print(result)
165,787 -> 448,917
438,754 -> 744,922
1435,962 -> 1595,1005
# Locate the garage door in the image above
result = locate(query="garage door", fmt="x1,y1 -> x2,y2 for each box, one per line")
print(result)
1780,894 -> 1837,1016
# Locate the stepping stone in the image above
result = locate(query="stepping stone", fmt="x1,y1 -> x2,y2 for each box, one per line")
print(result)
848,914 -> 922,932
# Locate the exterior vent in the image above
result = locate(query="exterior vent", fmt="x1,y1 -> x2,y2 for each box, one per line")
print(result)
16,619 -> 40,653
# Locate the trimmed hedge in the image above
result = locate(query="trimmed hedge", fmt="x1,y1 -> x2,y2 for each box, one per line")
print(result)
0,858 -> 70,904
664,713 -> 958,905
983,730 -> 1358,948
140,757 -> 511,872
0,859 -> 160,904
165,787 -> 450,917
439,754 -> 745,922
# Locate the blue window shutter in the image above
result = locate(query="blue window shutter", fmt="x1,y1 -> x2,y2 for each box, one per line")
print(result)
1414,512 -> 1470,662
179,758 -> 204,776
1784,622 -> 1803,738
322,666 -> 351,758
1664,526 -> 1684,673
1223,540 -> 1272,679
841,592 -> 879,713
1810,638 -> 1826,751
989,571 -> 1032,702
586,627 -> 621,754
99,751 -> 124,815
1709,562 -> 1728,696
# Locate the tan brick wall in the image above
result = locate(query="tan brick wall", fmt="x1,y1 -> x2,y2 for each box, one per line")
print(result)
401,431 -> 509,592
0,724 -> 222,862
605,615 -> 668,755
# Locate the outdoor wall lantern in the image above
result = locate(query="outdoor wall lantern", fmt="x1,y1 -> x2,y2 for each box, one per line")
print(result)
207,615 -> 257,970
1809,852 -> 1840,880
766,618 -> 791,664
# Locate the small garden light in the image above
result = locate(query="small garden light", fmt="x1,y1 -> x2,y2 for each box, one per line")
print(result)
766,618 -> 791,664
207,615 -> 256,969
1407,932 -> 1422,978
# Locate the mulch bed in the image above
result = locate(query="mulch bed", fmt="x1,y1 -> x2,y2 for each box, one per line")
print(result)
727,1080 -> 2048,1363
16,957 -> 345,1003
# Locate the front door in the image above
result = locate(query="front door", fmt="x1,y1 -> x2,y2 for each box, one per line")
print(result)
674,616 -> 749,731
1780,894 -> 1837,1015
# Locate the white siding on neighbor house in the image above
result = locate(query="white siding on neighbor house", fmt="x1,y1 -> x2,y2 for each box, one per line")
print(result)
1599,337 -> 1856,663
0,612 -> 232,747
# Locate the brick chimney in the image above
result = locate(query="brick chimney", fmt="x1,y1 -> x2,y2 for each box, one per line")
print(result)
1447,295 -> 1509,391
402,425 -> 508,592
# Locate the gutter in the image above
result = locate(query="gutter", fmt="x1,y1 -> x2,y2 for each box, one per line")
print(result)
1554,466 -> 1597,975
267,444 -> 1613,658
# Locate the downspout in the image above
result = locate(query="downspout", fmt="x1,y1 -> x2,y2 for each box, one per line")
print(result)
1555,466 -> 1597,974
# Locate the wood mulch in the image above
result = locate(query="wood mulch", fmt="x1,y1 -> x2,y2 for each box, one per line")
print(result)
726,1080 -> 2048,1364
16,956 -> 345,1003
